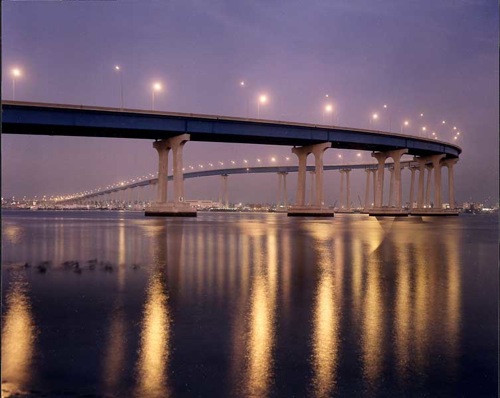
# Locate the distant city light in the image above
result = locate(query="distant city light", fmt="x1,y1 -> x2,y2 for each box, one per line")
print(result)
383,104 -> 387,109
114,65 -> 120,71
240,81 -> 245,86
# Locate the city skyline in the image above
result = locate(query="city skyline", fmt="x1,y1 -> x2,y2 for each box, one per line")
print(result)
2,0 -> 498,203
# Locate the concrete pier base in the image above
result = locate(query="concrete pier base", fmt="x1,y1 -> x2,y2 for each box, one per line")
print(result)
287,206 -> 334,217
145,202 -> 197,217
368,208 -> 409,217
410,209 -> 459,216
335,209 -> 355,214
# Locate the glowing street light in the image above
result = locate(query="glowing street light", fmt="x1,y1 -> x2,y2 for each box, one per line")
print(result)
11,68 -> 21,100
114,65 -> 124,109
382,104 -> 391,131
323,104 -> 333,124
257,94 -> 268,118
369,113 -> 378,128
151,82 -> 162,110
401,120 -> 409,134
240,80 -> 250,117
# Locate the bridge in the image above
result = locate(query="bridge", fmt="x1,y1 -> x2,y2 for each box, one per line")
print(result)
2,101 -> 461,216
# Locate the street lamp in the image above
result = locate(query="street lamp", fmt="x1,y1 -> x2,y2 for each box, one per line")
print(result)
257,94 -> 267,118
369,113 -> 378,128
323,104 -> 333,124
115,65 -> 124,109
401,120 -> 409,134
152,82 -> 162,110
383,104 -> 391,131
240,80 -> 249,117
422,126 -> 427,137
11,68 -> 21,100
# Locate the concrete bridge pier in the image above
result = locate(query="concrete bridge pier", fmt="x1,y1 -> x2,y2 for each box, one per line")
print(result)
277,172 -> 288,209
363,168 -> 375,211
289,142 -> 333,216
337,169 -> 352,213
409,165 -> 418,209
442,158 -> 458,209
369,149 -> 408,216
145,134 -> 196,217
410,154 -> 457,215
220,174 -> 229,208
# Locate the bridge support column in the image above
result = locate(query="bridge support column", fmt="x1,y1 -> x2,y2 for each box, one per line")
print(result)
346,169 -> 351,210
410,154 -> 457,215
145,134 -> 196,217
220,174 -> 229,208
309,171 -> 316,205
432,154 -> 446,209
339,170 -> 345,208
277,172 -> 288,209
409,165 -> 418,209
442,158 -> 458,209
371,152 -> 388,208
369,149 -> 408,216
364,169 -> 372,211
292,147 -> 308,207
387,148 -> 408,209
289,142 -> 333,216
425,165 -> 433,207
388,167 -> 395,207
338,168 -> 352,212
415,157 -> 427,209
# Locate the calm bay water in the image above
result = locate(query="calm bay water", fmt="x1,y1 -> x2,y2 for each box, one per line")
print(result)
1,210 -> 498,397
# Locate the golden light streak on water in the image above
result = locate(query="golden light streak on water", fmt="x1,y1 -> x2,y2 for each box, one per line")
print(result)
444,231 -> 461,377
1,275 -> 35,397
312,272 -> 337,398
394,243 -> 411,380
351,237 -> 363,320
2,223 -> 23,244
244,227 -> 278,397
414,237 -> 430,371
135,222 -> 171,398
362,251 -> 383,387
305,223 -> 341,397
135,273 -> 171,398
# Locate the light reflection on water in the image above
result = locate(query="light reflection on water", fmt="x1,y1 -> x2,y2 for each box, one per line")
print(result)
0,211 -> 496,397
1,272 -> 36,397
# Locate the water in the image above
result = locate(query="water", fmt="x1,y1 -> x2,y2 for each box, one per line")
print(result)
1,210 -> 498,398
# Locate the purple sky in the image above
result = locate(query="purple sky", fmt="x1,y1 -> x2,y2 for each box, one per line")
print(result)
2,0 -> 498,205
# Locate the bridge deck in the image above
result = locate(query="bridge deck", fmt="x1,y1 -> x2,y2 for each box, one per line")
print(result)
2,101 -> 461,158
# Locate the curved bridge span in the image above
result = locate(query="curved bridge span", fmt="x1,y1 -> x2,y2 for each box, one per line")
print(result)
2,101 -> 461,216
2,101 -> 460,158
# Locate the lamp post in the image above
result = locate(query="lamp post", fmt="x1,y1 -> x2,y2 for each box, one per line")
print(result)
115,65 -> 124,109
257,94 -> 267,118
152,82 -> 162,111
323,104 -> 333,124
240,81 -> 249,117
401,120 -> 409,134
383,104 -> 392,131
11,68 -> 21,100
369,113 -> 378,129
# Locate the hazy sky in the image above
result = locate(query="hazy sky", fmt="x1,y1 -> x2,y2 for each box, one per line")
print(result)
2,0 -> 498,205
